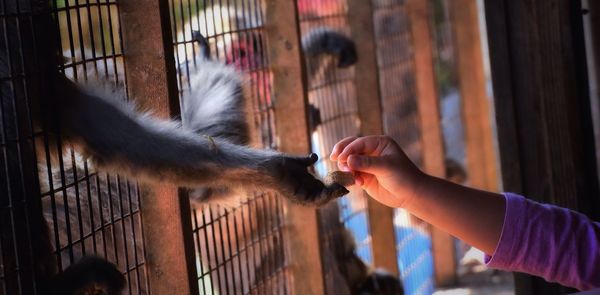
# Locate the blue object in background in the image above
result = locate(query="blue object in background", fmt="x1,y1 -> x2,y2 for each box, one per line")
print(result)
395,225 -> 435,295
339,196 -> 373,264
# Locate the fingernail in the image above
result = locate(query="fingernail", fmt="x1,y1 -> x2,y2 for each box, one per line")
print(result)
340,163 -> 351,172
348,155 -> 362,169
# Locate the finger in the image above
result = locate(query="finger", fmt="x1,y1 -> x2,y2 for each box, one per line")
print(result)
354,172 -> 365,186
326,183 -> 349,198
338,161 -> 351,172
330,136 -> 358,161
354,172 -> 377,188
292,153 -> 319,166
306,153 -> 319,165
337,136 -> 386,162
347,154 -> 389,175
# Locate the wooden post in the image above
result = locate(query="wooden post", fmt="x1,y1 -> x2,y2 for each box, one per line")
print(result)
484,0 -> 600,294
407,0 -> 457,286
119,2 -> 198,294
448,0 -> 498,192
584,0 -> 600,185
264,1 -> 326,294
347,0 -> 400,277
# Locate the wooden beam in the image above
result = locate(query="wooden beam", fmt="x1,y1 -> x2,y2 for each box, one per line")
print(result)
119,1 -> 198,294
584,0 -> 600,186
449,0 -> 498,192
264,1 -> 326,294
484,0 -> 600,293
407,0 -> 456,287
347,0 -> 400,277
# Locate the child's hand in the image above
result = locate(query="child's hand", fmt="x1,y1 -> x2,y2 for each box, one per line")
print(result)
330,136 -> 425,208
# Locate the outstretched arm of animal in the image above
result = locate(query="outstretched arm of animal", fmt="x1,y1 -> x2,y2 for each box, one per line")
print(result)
50,76 -> 347,205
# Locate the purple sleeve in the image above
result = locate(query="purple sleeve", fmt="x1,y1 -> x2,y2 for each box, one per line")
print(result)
484,192 -> 600,290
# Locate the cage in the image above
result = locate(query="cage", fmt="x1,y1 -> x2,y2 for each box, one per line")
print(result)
0,0 -> 517,294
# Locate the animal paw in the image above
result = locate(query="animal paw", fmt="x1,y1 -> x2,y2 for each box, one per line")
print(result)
264,153 -> 349,206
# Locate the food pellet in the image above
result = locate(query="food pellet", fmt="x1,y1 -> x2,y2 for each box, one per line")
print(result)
324,171 -> 355,187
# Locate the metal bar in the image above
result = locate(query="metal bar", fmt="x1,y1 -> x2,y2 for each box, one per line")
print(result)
346,0 -> 399,277
406,0 -> 457,287
118,1 -> 198,294
264,1 -> 326,294
448,0 -> 498,192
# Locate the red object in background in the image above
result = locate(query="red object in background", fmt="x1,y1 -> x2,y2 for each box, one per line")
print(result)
225,33 -> 272,105
297,0 -> 345,17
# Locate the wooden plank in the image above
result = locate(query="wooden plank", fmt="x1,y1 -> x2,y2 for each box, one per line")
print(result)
407,0 -> 456,287
584,0 -> 600,186
264,1 -> 326,294
347,0 -> 400,277
481,0 -> 523,195
484,0 -> 600,294
119,2 -> 198,294
448,0 -> 498,192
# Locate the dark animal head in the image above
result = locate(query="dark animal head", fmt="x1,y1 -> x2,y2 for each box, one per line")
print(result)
335,229 -> 404,295
302,27 -> 358,68
49,256 -> 125,295
357,269 -> 404,295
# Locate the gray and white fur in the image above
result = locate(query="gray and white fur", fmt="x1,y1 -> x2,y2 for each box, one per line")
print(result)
35,31 -> 344,294
40,42 -> 347,208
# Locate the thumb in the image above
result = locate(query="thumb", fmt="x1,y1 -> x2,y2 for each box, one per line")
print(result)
347,155 -> 389,175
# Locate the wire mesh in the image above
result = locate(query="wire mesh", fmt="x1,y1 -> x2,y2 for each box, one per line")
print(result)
429,0 -> 465,168
296,0 -> 373,293
169,1 -> 289,294
41,1 -> 149,293
1,1 -> 149,294
371,1 -> 435,294
0,2 -> 55,294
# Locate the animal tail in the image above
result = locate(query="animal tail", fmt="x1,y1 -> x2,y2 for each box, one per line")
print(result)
301,26 -> 358,68
181,31 -> 249,145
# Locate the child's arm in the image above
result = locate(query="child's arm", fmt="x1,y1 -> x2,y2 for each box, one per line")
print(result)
330,135 -> 505,254
488,193 -> 600,290
331,135 -> 600,290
